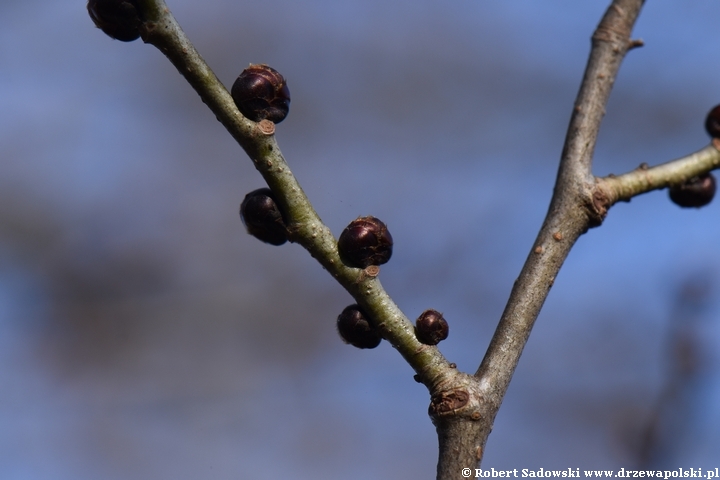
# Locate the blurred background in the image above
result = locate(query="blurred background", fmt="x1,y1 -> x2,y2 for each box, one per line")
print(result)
1,1 -> 720,478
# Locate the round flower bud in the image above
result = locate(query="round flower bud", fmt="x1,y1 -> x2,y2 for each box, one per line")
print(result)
87,0 -> 142,42
668,172 -> 716,208
337,216 -> 393,269
231,64 -> 290,123
704,105 -> 720,138
336,304 -> 382,349
240,188 -> 289,245
415,309 -> 449,345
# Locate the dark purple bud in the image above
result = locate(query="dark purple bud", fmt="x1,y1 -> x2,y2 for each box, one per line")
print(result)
669,172 -> 716,208
704,105 -> 720,138
231,64 -> 290,123
337,216 -> 393,269
87,0 -> 142,42
415,309 -> 448,346
240,188 -> 289,245
337,304 -> 382,349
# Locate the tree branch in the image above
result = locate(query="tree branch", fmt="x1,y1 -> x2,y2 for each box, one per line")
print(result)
133,0 -> 453,388
94,1 -> 720,477
464,0 -> 647,467
598,142 -> 720,206
557,0 -> 647,185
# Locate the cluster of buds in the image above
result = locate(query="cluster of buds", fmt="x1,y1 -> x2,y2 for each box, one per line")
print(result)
335,304 -> 450,350
86,9 -> 463,359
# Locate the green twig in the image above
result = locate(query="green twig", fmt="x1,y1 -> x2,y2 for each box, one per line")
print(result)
134,0 -> 453,387
598,143 -> 720,206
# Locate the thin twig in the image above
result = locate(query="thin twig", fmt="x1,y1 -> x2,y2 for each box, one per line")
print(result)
598,143 -> 720,205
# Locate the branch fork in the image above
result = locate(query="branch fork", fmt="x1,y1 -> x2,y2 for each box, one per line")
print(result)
93,0 -> 720,476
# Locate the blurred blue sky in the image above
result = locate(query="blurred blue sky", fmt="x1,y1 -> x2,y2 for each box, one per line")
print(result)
1,1 -> 720,478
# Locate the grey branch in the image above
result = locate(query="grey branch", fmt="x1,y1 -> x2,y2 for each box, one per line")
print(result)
101,0 -> 720,477
458,0 -> 648,473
